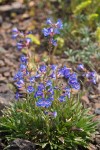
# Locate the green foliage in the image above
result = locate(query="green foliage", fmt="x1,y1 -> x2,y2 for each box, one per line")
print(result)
57,23 -> 100,65
95,26 -> 100,41
50,0 -> 100,66
0,94 -> 97,149
64,26 -> 100,65
74,0 -> 92,14
27,34 -> 40,45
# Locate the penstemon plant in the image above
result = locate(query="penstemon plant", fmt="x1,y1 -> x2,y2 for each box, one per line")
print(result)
0,19 -> 97,150
42,18 -> 63,63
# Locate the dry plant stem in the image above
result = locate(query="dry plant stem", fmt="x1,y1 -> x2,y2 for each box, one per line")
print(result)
51,46 -> 57,63
48,45 -> 57,64
48,43 -> 53,64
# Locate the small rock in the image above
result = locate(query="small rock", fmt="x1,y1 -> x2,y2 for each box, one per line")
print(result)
0,96 -> 7,116
0,60 -> 5,67
81,95 -> 90,104
96,144 -> 100,149
89,95 -> 100,102
0,5 -> 11,12
96,74 -> 100,83
2,22 -> 11,30
97,83 -> 100,94
0,67 -> 9,73
8,139 -> 36,150
12,2 -> 25,10
4,53 -> 15,59
0,91 -> 15,116
0,84 -> 9,93
4,59 -> 15,67
0,47 -> 6,53
93,115 -> 100,132
88,143 -> 97,150
3,72 -> 10,77
94,103 -> 100,109
8,77 -> 14,83
11,70 -> 15,77
91,134 -> 96,142
0,74 -> 7,82
95,134 -> 100,144
95,108 -> 100,115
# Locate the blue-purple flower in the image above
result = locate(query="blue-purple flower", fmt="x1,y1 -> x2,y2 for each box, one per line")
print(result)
49,71 -> 56,79
55,19 -> 63,29
29,76 -> 35,83
64,68 -> 71,79
50,38 -> 57,46
50,65 -> 57,71
36,98 -> 52,108
44,111 -> 57,118
52,111 -> 57,118
15,79 -> 25,88
85,71 -> 96,84
46,80 -> 53,87
17,42 -> 24,50
64,87 -> 71,98
90,78 -> 96,84
71,82 -> 80,90
34,90 -> 43,98
42,18 -> 63,46
57,66 -> 66,77
39,65 -> 47,73
47,96 -> 54,101
20,64 -> 27,70
68,73 -> 80,90
14,71 -> 23,80
12,27 -> 18,33
27,86 -> 34,93
25,38 -> 31,46
48,87 -> 54,95
46,18 -> 52,25
46,18 -> 63,29
35,73 -> 41,78
37,83 -> 45,90
15,92 -> 22,100
42,28 -> 50,37
12,27 -> 19,39
58,95 -> 66,102
86,71 -> 95,79
77,64 -> 84,71
20,55 -> 27,64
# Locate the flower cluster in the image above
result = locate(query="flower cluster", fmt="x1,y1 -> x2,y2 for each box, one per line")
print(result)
42,18 -> 63,46
14,55 -> 82,109
12,27 -> 32,50
14,61 -> 97,110
14,54 -> 28,99
77,64 -> 96,84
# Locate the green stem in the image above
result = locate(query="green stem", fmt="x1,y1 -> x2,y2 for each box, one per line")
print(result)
48,41 -> 53,64
50,46 -> 57,64
46,116 -> 50,140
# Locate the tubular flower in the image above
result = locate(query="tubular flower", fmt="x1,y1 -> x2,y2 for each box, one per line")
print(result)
27,86 -> 34,93
42,18 -> 63,46
36,98 -> 52,108
12,27 -> 19,39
